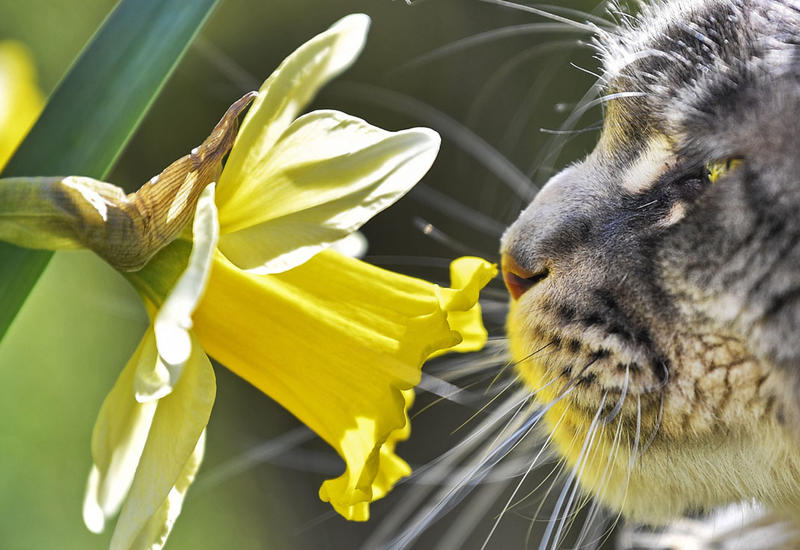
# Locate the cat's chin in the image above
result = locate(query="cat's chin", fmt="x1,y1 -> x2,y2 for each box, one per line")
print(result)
508,302 -> 800,526
618,421 -> 800,524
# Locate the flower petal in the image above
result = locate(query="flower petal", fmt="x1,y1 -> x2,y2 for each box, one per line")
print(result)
110,337 -> 215,550
128,431 -> 206,550
137,185 -> 219,402
216,14 -> 370,205
430,256 -> 499,357
330,230 -> 368,259
83,328 -> 159,534
192,249 -> 493,520
319,389 -> 415,521
217,111 -> 440,273
0,41 -> 43,169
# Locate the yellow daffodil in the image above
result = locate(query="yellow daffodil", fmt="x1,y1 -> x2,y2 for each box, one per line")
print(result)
0,41 -> 43,169
0,13 -> 498,549
69,13 -> 497,549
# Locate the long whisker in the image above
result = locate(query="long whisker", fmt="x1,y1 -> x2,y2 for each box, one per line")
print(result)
489,340 -> 556,391
453,374 -> 523,434
611,395 -> 644,527
412,375 -> 512,419
527,80 -> 602,182
602,364 -> 629,423
524,456 -> 570,546
434,477 -> 513,550
529,89 -> 646,180
479,405 -> 568,549
476,0 -> 600,33
426,341 -> 511,381
538,393 -> 607,550
639,392 -> 663,456
382,399 -> 537,549
569,61 -> 604,80
415,372 -> 484,406
412,184 -> 508,237
574,413 -> 624,548
466,39 -> 584,130
395,23 -> 587,72
384,387 -> 577,550
597,396 -> 645,547
414,217 -> 488,256
193,427 -> 314,492
533,3 -> 616,28
539,122 -> 603,135
547,393 -> 608,550
630,397 -> 642,476
496,56 -> 566,155
362,389 -> 531,550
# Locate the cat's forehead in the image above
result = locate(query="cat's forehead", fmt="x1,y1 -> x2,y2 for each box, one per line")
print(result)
596,0 -> 734,81
592,0 -> 799,159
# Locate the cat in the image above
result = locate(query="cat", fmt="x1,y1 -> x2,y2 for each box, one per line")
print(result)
500,0 -> 800,546
374,1 -> 800,548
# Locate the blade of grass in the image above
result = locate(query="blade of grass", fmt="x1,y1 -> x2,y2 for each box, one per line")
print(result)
0,0 -> 219,343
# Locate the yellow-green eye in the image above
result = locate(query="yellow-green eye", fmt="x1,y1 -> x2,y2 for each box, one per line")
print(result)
706,158 -> 742,184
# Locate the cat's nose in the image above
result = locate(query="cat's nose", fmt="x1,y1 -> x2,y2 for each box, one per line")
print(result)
501,253 -> 549,300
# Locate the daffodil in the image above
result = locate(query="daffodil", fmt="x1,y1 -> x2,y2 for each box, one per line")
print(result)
0,14 -> 497,549
0,41 -> 43,169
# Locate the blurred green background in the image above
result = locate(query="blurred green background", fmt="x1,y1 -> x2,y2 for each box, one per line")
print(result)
0,0 -> 603,548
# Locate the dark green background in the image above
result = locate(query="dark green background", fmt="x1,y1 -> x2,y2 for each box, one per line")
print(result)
0,0 -> 603,548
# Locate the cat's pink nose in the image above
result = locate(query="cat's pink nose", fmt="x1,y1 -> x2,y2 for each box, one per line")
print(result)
501,253 -> 549,300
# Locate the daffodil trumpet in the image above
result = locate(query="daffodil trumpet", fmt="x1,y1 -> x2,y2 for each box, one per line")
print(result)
0,13 -> 499,550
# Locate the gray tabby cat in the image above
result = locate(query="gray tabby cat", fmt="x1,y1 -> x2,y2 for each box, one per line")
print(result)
500,0 -> 800,546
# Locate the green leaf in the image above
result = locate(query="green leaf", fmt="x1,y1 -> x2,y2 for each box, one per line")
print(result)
0,0 -> 219,343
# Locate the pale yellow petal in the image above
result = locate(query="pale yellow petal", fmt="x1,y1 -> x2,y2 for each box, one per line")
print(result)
216,14 -> 370,205
83,328 -> 159,533
110,337 -> 215,550
217,111 -> 439,273
329,230 -> 368,259
128,431 -> 206,550
140,185 -> 218,402
193,249 -> 492,520
0,41 -> 43,169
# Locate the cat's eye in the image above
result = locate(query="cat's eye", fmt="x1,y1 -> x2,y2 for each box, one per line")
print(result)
705,158 -> 742,184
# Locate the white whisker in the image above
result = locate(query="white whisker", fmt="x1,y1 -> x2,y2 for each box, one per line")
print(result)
476,0 -> 600,33
602,364 -> 629,423
193,427 -> 314,492
396,23 -> 586,72
539,393 -> 607,550
480,404 -> 568,549
466,40 -> 584,130
412,184 -> 508,237
414,217 -> 487,256
575,413 -> 625,548
548,394 -> 608,550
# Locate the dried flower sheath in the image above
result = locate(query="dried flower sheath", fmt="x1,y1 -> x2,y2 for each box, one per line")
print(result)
0,92 -> 255,270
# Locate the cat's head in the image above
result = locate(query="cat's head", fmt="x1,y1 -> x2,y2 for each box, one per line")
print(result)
501,0 -> 800,522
